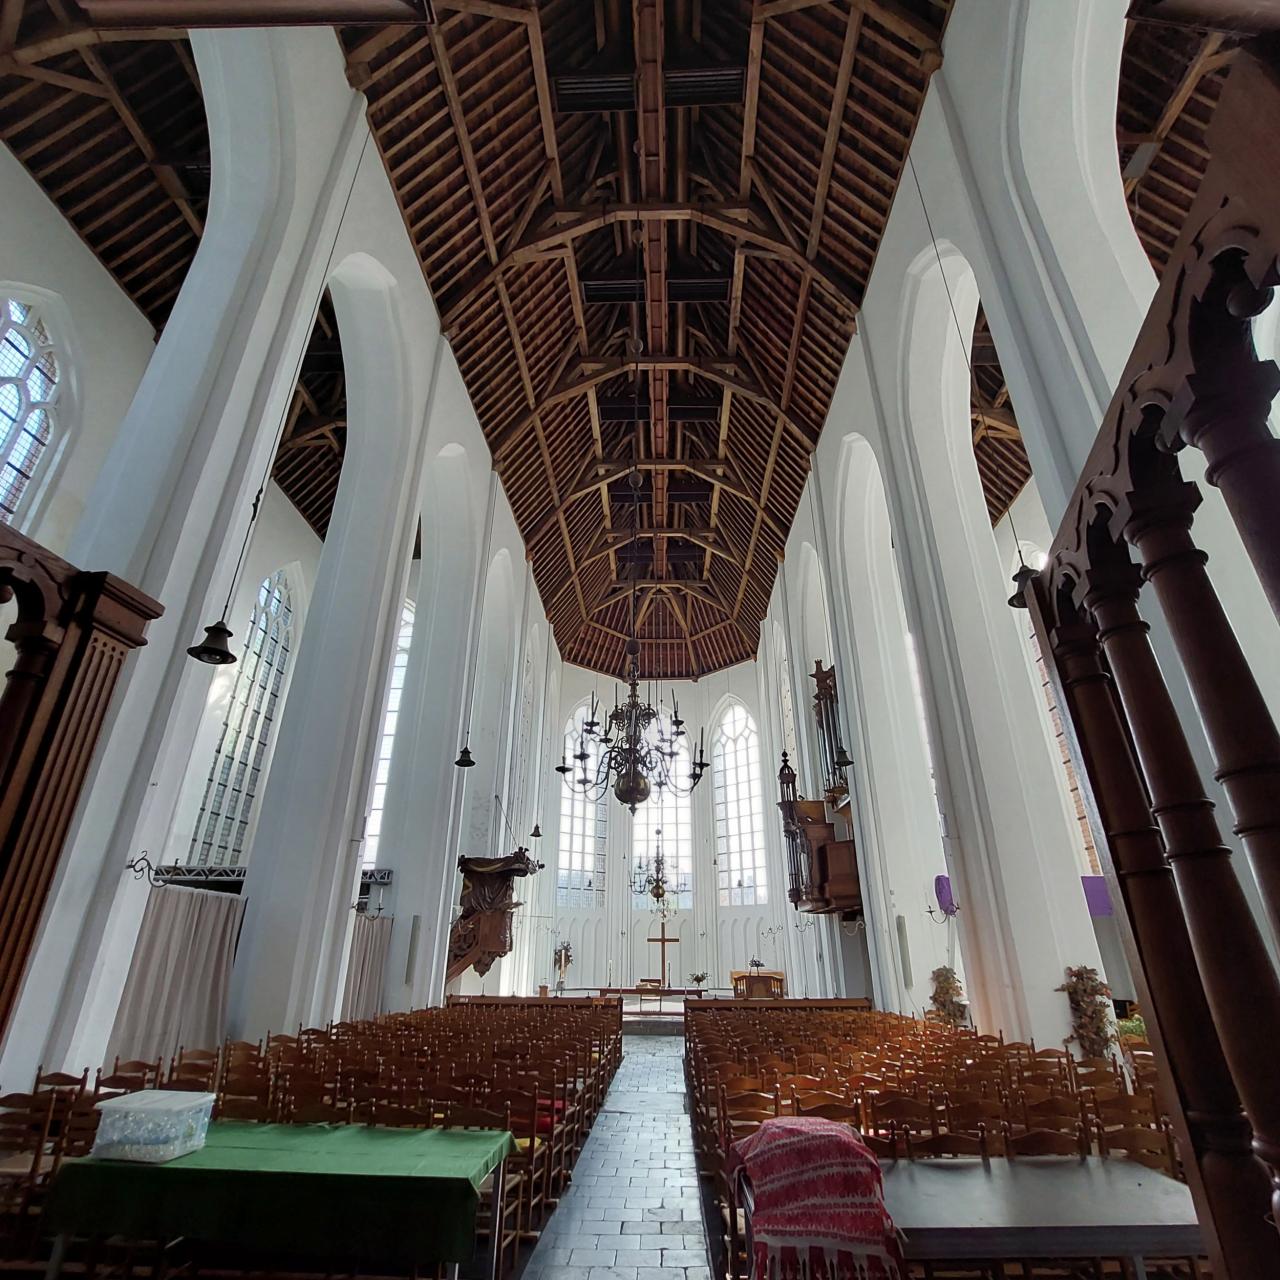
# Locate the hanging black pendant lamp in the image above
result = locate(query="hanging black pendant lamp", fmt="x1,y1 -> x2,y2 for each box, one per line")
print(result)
529,823 -> 543,839
187,487 -> 265,666
187,620 -> 238,665
1007,562 -> 1037,610
455,730 -> 475,768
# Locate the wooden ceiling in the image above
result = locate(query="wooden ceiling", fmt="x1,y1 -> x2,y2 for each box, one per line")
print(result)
972,13 -> 1241,528
0,1 -> 207,328
1118,16 -> 1239,277
0,2 -> 1244,660
343,0 -> 952,678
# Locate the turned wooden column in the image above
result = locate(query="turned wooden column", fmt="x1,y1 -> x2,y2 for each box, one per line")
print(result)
1180,357 -> 1280,623
1121,479 -> 1280,944
1087,558 -> 1280,1239
1051,596 -> 1276,1275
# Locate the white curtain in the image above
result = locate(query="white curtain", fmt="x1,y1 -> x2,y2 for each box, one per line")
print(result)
341,913 -> 393,1021
106,886 -> 245,1066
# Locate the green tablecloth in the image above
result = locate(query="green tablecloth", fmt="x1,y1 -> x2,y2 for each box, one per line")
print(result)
47,1121 -> 516,1266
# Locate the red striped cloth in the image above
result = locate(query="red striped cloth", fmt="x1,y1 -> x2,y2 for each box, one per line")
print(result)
729,1117 -> 903,1280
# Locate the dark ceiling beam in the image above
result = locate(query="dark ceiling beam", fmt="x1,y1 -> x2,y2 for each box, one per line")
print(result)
440,199 -> 859,328
1125,0 -> 1280,33
576,526 -> 723,572
491,353 -> 818,459
73,0 -> 434,25
9,22 -> 183,61
524,455 -> 787,552
755,0 -> 941,60
593,579 -> 726,613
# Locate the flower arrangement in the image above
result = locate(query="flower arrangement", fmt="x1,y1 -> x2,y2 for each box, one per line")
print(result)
929,965 -> 968,1028
1056,964 -> 1116,1058
689,972 -> 708,988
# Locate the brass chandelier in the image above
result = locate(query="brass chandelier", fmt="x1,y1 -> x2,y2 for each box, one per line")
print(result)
556,222 -> 709,814
557,664 -> 707,814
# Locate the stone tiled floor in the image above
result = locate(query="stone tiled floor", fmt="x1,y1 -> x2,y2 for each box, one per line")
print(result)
521,1033 -> 710,1280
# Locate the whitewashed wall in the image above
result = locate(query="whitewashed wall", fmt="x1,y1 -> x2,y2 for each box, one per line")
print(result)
0,143 -> 157,555
0,27 -> 547,1083
528,659 -> 818,999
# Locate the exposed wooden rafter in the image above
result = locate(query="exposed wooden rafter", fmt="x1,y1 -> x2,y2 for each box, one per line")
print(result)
342,0 -> 951,676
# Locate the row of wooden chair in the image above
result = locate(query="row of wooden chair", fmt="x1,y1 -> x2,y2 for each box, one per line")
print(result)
1,1001 -> 623,1280
685,1007 -> 1187,1280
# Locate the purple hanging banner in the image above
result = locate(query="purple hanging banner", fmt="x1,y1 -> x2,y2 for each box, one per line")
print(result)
1082,875 -> 1113,918
934,874 -> 958,917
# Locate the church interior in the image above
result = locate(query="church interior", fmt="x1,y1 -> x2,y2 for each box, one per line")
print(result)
1,0 -> 1279,1277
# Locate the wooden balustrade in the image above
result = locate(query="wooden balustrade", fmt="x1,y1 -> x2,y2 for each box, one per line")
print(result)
1012,37 -> 1280,1278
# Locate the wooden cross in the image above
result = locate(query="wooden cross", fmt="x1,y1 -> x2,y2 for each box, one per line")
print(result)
647,917 -> 677,987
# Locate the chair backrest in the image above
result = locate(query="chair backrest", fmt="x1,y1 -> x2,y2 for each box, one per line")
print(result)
1099,1124 -> 1177,1176
905,1127 -> 988,1159
0,1091 -> 56,1156
34,1067 -> 88,1095
1003,1123 -> 1089,1159
795,1098 -> 861,1124
372,1102 -> 434,1129
445,1101 -> 512,1132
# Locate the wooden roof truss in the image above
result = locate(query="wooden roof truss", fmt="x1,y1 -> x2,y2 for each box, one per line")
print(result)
345,0 -> 950,677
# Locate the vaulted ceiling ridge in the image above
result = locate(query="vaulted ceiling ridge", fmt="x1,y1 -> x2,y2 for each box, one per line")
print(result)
414,0 -> 943,677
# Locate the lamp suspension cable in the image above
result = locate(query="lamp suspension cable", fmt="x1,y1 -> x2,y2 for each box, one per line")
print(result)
906,155 -> 1035,608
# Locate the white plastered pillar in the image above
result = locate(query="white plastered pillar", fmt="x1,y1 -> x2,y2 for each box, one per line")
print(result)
378,433 -> 482,1012
229,253 -> 427,1038
861,253 -> 1102,1046
0,28 -> 365,1087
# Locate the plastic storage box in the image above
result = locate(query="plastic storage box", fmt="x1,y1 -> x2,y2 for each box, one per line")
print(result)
91,1089 -> 217,1163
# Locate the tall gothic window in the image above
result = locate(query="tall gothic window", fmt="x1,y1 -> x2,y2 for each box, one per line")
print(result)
0,297 -> 61,524
713,702 -> 768,906
557,705 -> 607,908
362,600 -> 416,869
188,570 -> 294,867
631,717 -> 694,911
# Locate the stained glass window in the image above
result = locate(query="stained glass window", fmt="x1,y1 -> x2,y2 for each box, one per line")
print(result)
712,702 -> 768,906
631,716 -> 694,911
362,600 -> 416,869
0,297 -> 61,524
557,705 -> 607,908
188,570 -> 293,867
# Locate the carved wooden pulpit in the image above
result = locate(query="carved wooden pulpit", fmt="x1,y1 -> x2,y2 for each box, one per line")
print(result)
0,523 -> 162,1039
446,848 -> 539,985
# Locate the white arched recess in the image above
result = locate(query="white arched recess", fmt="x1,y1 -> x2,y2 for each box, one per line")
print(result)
448,548 -> 520,997
780,541 -> 856,1000
833,436 -> 958,1018
0,27 -> 375,1086
229,250 -> 426,1037
378,436 -> 479,1012
892,243 -> 1101,1045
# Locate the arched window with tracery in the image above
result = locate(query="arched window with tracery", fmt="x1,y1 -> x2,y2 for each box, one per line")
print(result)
188,570 -> 294,867
362,599 -> 416,869
557,704 -> 607,908
713,702 -> 768,906
631,717 -> 694,911
0,296 -> 62,524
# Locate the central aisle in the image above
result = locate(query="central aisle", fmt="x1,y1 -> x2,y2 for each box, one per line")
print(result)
521,1033 -> 711,1280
